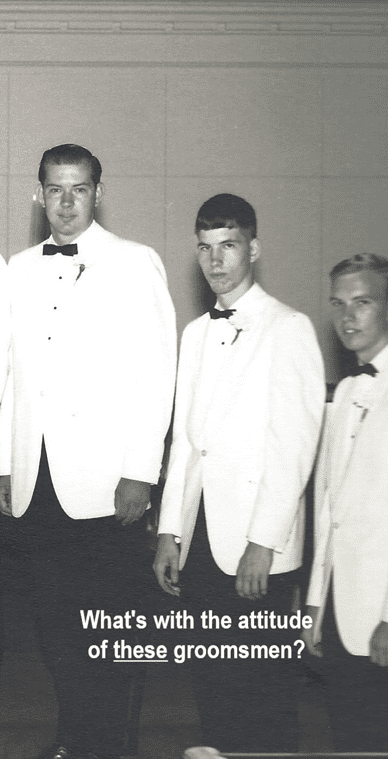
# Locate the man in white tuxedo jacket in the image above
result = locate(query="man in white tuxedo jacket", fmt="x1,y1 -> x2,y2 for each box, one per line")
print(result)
304,252 -> 388,751
0,144 -> 176,759
154,194 -> 325,752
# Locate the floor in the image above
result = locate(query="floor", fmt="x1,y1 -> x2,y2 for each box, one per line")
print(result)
0,553 -> 333,759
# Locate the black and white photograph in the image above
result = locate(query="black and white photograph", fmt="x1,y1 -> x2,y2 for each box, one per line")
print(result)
1,2 -> 388,758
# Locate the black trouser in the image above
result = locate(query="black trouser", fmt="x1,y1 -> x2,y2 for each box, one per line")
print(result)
14,441 -> 151,757
321,581 -> 388,752
180,497 -> 300,753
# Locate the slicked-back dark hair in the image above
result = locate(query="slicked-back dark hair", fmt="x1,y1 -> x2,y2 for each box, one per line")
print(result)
330,253 -> 388,296
38,144 -> 102,186
195,193 -> 257,239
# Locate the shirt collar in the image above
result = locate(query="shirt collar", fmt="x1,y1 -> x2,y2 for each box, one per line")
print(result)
215,282 -> 258,312
214,282 -> 264,332
365,342 -> 388,373
46,220 -> 98,268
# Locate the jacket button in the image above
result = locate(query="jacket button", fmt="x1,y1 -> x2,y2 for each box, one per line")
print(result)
332,522 -> 339,529
201,450 -> 207,456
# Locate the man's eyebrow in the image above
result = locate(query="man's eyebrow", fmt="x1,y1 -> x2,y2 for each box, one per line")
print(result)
45,181 -> 91,188
197,237 -> 235,247
330,294 -> 371,302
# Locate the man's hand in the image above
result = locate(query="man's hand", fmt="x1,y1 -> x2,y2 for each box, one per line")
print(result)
302,605 -> 323,657
114,478 -> 150,526
153,533 -> 180,596
235,542 -> 273,600
370,621 -> 388,666
0,475 -> 11,517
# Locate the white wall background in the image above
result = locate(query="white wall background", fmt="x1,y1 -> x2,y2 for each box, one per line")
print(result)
1,1 -> 388,381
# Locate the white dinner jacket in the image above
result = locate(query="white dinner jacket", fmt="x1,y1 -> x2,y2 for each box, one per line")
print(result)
158,283 -> 325,576
0,221 -> 176,519
307,357 -> 388,655
0,255 -> 10,403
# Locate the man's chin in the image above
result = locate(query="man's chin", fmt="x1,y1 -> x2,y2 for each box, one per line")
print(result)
338,331 -> 361,350
341,341 -> 360,354
207,281 -> 228,295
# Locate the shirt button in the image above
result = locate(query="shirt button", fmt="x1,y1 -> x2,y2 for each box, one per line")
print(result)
332,522 -> 339,529
48,336 -> 51,340
201,450 -> 207,457
40,390 -> 45,397
54,306 -> 57,310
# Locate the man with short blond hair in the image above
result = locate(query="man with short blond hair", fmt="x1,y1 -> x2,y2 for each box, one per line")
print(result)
304,252 -> 388,751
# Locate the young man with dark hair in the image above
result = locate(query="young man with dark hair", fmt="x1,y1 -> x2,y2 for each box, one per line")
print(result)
194,192 -> 257,239
0,144 -> 176,759
38,143 -> 103,187
304,252 -> 388,751
154,193 -> 325,752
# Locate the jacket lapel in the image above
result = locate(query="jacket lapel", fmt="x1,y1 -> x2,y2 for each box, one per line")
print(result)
332,363 -> 388,520
201,287 -> 277,437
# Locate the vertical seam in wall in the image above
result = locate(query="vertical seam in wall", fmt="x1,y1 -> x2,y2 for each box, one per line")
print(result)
163,67 -> 168,268
6,71 -> 10,261
319,68 -> 325,363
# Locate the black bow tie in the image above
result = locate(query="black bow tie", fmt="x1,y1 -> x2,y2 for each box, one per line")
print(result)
209,306 -> 236,320
43,243 -> 78,257
349,363 -> 378,377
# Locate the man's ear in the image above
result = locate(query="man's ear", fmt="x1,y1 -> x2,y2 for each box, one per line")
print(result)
250,238 -> 261,263
36,183 -> 45,208
94,182 -> 105,208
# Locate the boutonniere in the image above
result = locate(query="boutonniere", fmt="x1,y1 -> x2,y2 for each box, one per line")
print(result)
72,256 -> 91,283
228,314 -> 250,344
74,263 -> 85,282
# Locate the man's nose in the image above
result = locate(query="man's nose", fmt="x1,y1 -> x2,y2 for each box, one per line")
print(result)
210,247 -> 223,265
342,303 -> 356,322
61,190 -> 74,206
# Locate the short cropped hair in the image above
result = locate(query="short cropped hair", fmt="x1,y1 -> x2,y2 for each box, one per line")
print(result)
38,144 -> 102,186
330,253 -> 388,294
195,193 -> 257,239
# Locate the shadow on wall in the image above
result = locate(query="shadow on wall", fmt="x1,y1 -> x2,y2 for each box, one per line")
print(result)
328,322 -> 358,381
195,264 -> 215,314
28,200 -> 105,247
